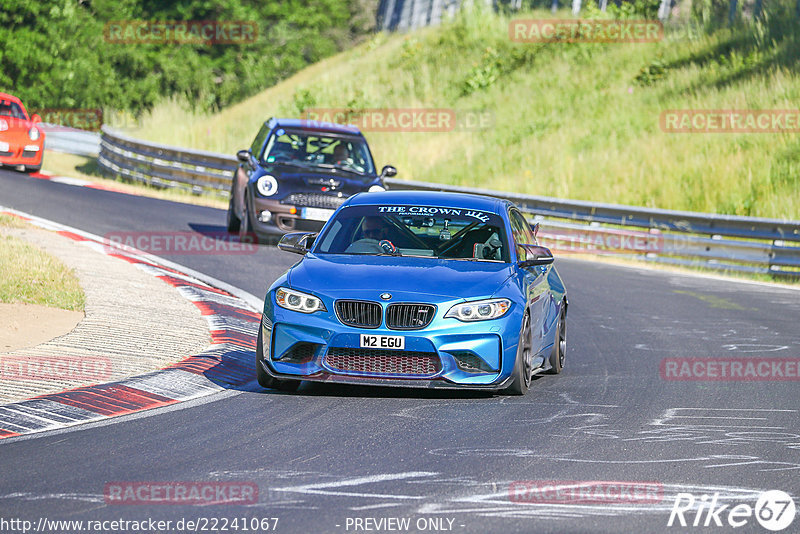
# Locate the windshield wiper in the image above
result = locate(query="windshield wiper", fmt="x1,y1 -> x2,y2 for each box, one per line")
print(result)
435,256 -> 498,262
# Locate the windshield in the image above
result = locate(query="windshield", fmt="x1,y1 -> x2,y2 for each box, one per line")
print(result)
314,204 -> 510,262
263,129 -> 375,175
0,101 -> 27,120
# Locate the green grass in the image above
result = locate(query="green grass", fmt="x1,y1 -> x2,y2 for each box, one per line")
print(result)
0,217 -> 86,311
120,5 -> 799,221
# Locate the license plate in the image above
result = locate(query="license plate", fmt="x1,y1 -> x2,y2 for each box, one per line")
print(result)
360,334 -> 405,350
301,207 -> 335,222
0,142 -> 9,152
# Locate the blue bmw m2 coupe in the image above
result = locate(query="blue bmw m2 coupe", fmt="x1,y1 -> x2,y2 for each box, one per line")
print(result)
256,190 -> 567,395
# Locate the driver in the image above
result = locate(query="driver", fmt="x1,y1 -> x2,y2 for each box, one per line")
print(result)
361,216 -> 391,241
330,143 -> 350,165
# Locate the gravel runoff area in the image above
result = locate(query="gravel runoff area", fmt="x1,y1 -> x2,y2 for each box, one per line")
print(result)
0,223 -> 211,403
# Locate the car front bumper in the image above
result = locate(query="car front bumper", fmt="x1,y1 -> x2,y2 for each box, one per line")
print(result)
259,306 -> 523,389
0,134 -> 44,167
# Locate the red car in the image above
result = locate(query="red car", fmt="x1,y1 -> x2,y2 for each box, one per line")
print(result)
0,92 -> 45,173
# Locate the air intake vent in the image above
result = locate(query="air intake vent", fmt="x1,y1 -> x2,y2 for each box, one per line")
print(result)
325,348 -> 441,377
453,353 -> 495,373
386,304 -> 436,330
280,343 -> 317,363
335,300 -> 382,328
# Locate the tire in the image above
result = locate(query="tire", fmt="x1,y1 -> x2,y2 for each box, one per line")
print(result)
504,311 -> 533,395
25,164 -> 42,174
227,194 -> 241,232
547,305 -> 566,374
238,192 -> 256,243
255,319 -> 301,392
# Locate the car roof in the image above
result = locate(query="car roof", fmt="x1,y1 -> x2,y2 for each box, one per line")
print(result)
269,117 -> 363,137
344,190 -> 511,214
0,93 -> 23,105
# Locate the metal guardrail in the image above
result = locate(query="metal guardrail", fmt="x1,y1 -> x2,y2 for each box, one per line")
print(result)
97,126 -> 800,278
98,127 -> 232,197
40,125 -> 101,157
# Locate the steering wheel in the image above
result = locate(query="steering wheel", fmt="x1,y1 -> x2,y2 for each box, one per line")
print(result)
378,240 -> 397,254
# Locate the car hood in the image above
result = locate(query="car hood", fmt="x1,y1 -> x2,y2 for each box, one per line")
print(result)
288,253 -> 514,302
263,164 -> 378,190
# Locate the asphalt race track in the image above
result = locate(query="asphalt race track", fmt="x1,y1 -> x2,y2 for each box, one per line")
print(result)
1,168 -> 798,533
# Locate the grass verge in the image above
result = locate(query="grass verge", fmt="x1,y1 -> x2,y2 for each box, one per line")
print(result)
121,5 -> 799,220
0,215 -> 86,311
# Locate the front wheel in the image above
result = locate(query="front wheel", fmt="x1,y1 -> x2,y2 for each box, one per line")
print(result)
504,311 -> 533,395
227,194 -> 241,232
256,319 -> 300,392
238,192 -> 257,243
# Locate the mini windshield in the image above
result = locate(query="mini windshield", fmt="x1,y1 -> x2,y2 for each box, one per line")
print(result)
0,101 -> 27,120
263,129 -> 375,175
314,205 -> 510,262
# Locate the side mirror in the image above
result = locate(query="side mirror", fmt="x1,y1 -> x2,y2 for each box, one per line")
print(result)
278,232 -> 317,255
380,165 -> 397,179
31,114 -> 42,124
518,244 -> 554,267
236,149 -> 252,163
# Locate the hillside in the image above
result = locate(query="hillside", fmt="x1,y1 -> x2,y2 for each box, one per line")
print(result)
123,5 -> 800,219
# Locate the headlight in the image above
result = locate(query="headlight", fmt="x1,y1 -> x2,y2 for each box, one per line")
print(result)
445,298 -> 511,321
28,127 -> 40,141
275,287 -> 326,314
368,185 -> 386,192
256,175 -> 278,196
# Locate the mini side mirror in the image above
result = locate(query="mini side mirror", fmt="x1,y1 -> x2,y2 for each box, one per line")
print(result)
31,114 -> 42,124
380,165 -> 397,179
278,232 -> 317,255
236,149 -> 251,163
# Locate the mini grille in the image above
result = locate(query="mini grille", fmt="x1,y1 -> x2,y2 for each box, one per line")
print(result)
325,348 -> 440,376
281,193 -> 346,209
386,304 -> 436,330
335,300 -> 382,328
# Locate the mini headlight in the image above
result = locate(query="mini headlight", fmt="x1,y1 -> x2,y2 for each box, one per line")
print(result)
368,185 -> 386,192
256,175 -> 278,196
28,127 -> 40,141
275,287 -> 326,314
445,298 -> 511,322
